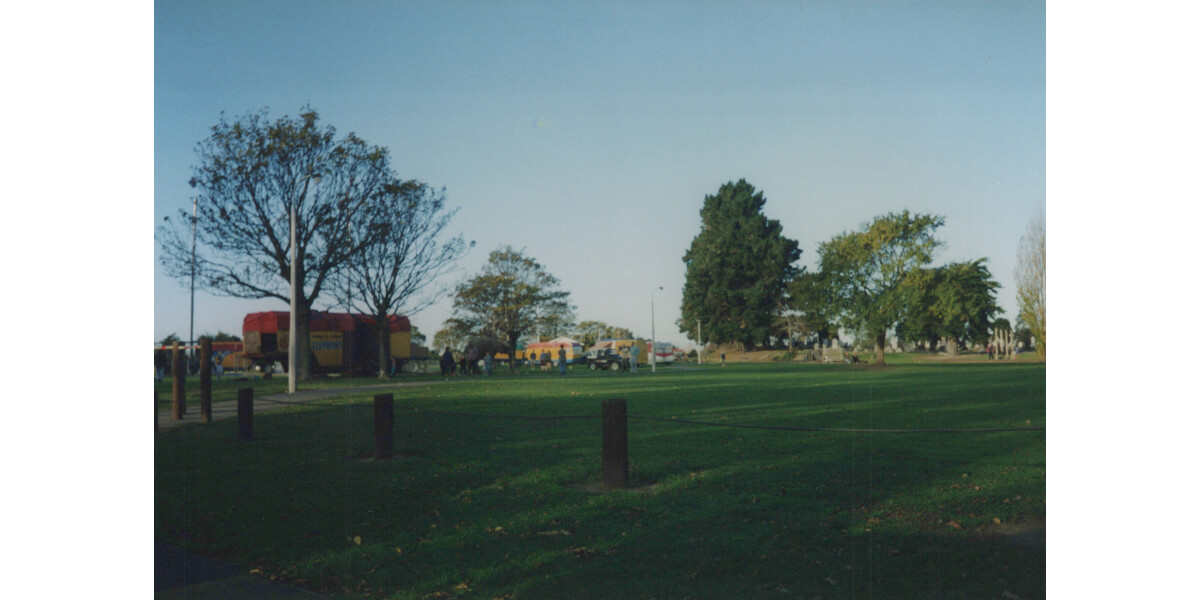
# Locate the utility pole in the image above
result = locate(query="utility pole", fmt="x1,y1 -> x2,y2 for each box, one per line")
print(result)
288,202 -> 298,394
697,321 -> 702,365
189,196 -> 197,362
651,286 -> 662,373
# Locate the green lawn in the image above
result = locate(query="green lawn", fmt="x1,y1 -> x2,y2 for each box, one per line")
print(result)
155,361 -> 1046,600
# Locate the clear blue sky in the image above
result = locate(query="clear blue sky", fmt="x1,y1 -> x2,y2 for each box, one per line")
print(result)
154,0 -> 1045,348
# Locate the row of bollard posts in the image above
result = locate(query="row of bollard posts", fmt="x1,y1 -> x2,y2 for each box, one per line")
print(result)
162,372 -> 631,489
363,395 -> 629,488
168,340 -> 216,424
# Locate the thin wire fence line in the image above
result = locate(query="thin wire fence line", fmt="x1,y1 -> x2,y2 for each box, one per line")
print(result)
405,407 -> 1045,434
235,393 -> 1044,434
628,414 -> 1045,434
411,408 -> 598,421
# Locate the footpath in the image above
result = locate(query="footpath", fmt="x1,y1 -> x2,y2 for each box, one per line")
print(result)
155,541 -> 329,599
155,379 -> 444,598
155,379 -> 444,430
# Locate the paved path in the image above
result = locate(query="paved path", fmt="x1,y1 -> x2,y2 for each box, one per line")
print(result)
156,380 -> 445,430
155,542 -> 330,599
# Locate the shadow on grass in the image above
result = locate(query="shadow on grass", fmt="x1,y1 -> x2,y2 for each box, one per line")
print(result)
156,364 -> 1045,600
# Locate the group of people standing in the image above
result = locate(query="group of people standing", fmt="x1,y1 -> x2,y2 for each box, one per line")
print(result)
439,346 -> 494,377
438,344 -> 572,377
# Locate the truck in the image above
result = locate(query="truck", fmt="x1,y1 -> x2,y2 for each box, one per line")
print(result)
592,338 -> 677,366
582,347 -> 628,371
241,311 -> 419,376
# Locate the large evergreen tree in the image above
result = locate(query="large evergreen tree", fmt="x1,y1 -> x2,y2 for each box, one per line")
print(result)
785,270 -> 837,347
679,180 -> 801,350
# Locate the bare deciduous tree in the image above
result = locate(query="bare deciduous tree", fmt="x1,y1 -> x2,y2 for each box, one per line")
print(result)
157,108 -> 397,380
333,182 -> 471,378
1015,212 -> 1046,360
1017,212 -> 1046,357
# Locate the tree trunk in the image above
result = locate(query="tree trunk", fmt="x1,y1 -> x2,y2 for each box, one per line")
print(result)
296,302 -> 314,381
378,312 -> 390,380
507,332 -> 519,372
873,332 -> 887,365
945,337 -> 959,357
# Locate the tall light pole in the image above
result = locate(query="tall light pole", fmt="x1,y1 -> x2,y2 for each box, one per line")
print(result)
189,196 -> 197,363
289,173 -> 320,394
651,286 -> 662,373
288,201 -> 299,394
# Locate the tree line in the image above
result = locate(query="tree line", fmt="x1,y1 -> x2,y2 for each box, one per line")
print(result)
677,179 -> 1046,364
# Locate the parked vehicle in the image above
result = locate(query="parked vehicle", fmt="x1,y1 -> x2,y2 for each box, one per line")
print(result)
242,311 -> 419,375
583,348 -> 627,372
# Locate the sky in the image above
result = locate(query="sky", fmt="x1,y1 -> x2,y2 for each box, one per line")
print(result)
153,0 -> 1045,349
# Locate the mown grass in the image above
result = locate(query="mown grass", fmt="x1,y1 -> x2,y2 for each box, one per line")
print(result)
155,361 -> 1045,600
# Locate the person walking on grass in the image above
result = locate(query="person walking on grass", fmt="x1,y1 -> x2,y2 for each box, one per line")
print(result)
720,352 -> 726,367
440,347 -> 455,378
629,343 -> 640,373
558,345 -> 567,376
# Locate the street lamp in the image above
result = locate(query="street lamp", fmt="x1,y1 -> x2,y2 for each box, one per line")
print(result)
288,173 -> 320,394
651,286 -> 663,373
189,196 -> 197,365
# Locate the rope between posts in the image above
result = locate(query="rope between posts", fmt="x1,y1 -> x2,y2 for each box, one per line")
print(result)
410,408 -> 598,421
627,415 -> 1044,434
239,392 -> 1045,433
402,407 -> 1044,434
257,397 -> 327,406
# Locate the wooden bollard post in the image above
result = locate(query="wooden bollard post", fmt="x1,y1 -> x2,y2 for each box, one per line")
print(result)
199,338 -> 212,423
172,341 -> 186,419
237,387 -> 254,441
342,330 -> 354,378
374,393 -> 395,460
602,399 -> 629,489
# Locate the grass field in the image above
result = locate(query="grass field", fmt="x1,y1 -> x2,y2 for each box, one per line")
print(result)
155,361 -> 1046,599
